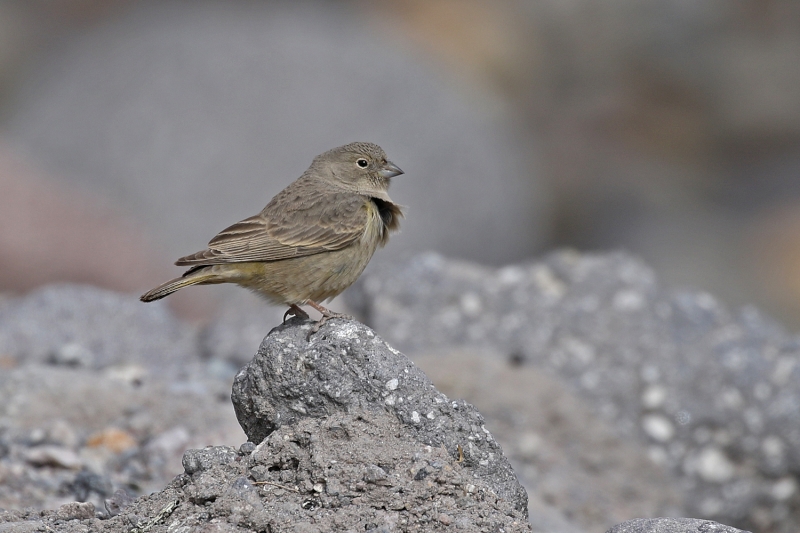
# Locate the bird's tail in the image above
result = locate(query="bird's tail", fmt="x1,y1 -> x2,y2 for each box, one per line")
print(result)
140,268 -> 218,302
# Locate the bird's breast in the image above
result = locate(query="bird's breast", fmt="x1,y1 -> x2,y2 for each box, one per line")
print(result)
360,201 -> 386,248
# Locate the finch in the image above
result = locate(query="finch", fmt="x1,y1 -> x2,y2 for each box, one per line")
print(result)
140,142 -> 404,334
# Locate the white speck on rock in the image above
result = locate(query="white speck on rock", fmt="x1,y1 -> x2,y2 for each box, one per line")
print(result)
613,290 -> 645,311
384,395 -> 396,406
385,378 -> 399,391
460,293 -> 482,317
720,388 -> 744,410
497,266 -> 524,286
696,447 -> 735,483
641,385 -> 667,409
333,323 -> 360,339
772,477 -> 797,501
531,265 -> 566,300
642,415 -> 675,442
411,411 -> 420,423
426,411 -> 435,420
762,435 -> 785,460
563,338 -> 595,365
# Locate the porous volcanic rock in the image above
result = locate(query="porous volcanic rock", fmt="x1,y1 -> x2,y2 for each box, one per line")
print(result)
231,318 -> 529,516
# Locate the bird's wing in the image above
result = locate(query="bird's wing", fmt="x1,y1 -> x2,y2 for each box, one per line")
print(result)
175,190 -> 370,265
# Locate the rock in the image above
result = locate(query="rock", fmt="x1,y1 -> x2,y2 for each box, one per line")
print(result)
97,413 -> 531,533
104,489 -> 134,518
5,0 -> 545,269
55,501 -> 95,521
349,250 -> 800,532
182,446 -> 238,475
607,517 -> 750,533
231,318 -> 528,515
0,522 -> 41,533
24,446 -> 82,469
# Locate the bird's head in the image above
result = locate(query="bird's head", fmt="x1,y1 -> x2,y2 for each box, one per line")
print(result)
312,142 -> 403,195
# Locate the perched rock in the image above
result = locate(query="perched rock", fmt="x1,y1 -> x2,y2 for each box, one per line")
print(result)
350,251 -> 800,532
231,318 -> 529,515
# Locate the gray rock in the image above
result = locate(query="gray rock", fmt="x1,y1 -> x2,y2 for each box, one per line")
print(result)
0,523 -> 41,533
349,251 -> 800,532
55,501 -> 95,521
1,412 -> 533,532
0,284 -> 197,370
231,318 -> 529,515
103,489 -> 133,518
5,0 -> 545,268
182,446 -> 238,475
607,517 -> 751,533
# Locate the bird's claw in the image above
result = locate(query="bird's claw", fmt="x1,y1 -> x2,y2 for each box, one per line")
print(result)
283,304 -> 310,323
306,311 -> 354,340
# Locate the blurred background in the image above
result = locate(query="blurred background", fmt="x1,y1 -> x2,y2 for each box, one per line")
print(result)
0,0 -> 799,328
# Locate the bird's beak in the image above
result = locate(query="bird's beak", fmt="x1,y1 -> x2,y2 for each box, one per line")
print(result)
379,161 -> 404,178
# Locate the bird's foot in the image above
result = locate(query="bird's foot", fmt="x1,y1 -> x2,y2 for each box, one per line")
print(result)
283,304 -> 310,323
306,300 -> 354,339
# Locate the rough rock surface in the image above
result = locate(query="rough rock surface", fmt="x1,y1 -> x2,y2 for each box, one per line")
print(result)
607,517 -> 751,533
231,318 -> 529,515
0,420 -> 531,532
348,251 -> 800,532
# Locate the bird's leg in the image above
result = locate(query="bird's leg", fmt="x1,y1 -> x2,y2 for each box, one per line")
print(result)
283,304 -> 310,323
306,300 -> 354,338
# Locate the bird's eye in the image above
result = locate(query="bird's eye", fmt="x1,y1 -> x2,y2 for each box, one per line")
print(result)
356,158 -> 369,168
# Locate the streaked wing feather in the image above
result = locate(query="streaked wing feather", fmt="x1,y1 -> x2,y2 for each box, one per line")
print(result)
175,190 -> 369,266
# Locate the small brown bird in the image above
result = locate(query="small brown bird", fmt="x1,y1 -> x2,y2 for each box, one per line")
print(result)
140,142 -> 404,333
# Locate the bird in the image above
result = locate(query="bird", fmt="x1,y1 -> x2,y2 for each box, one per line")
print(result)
140,142 -> 404,335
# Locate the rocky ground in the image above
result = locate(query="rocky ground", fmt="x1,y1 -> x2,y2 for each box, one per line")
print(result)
0,251 -> 790,532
